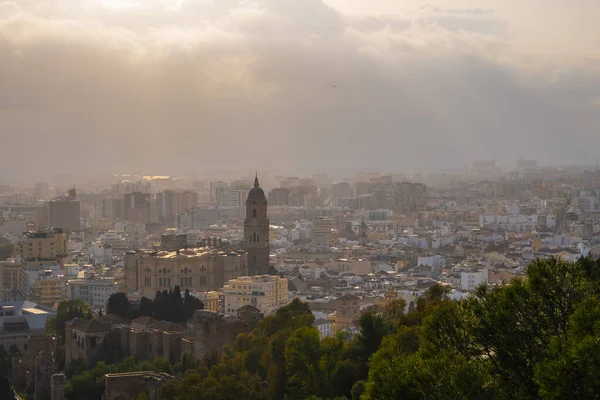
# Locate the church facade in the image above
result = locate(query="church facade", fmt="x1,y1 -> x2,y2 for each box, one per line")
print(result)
244,175 -> 270,275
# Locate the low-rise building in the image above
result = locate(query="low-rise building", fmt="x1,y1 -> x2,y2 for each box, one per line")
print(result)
0,301 -> 54,357
190,291 -> 220,313
103,371 -> 173,400
314,318 -> 333,338
67,277 -> 118,310
460,268 -> 488,291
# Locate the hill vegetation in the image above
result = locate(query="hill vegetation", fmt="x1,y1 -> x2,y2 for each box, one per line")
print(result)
64,256 -> 600,399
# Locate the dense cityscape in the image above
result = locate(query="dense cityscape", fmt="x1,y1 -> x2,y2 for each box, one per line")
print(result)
0,160 -> 600,398
2,0 -> 599,399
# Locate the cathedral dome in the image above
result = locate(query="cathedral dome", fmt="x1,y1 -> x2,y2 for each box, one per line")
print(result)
246,175 -> 267,205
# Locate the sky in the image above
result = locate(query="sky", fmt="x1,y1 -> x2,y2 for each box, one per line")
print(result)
0,0 -> 599,181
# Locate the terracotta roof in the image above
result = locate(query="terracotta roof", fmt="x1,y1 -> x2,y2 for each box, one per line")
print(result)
148,320 -> 184,332
237,305 -> 261,313
131,316 -> 156,327
97,314 -> 129,326
67,318 -> 111,333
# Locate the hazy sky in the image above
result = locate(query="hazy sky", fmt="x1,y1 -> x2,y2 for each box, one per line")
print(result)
1,0 -> 599,181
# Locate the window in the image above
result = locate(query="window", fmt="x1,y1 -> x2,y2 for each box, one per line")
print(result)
253,209 -> 257,218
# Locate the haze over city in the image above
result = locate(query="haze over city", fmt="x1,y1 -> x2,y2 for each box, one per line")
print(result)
1,0 -> 599,182
3,2 -> 600,399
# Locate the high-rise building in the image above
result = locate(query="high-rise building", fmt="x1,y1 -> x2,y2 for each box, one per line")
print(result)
331,182 -> 352,206
395,182 -> 428,212
124,192 -> 151,223
180,190 -> 198,213
243,175 -> 270,275
0,259 -> 23,301
210,181 -> 229,203
48,193 -> 81,232
223,275 -> 288,315
157,190 -> 181,226
218,189 -> 247,208
268,188 -> 291,206
312,217 -> 332,245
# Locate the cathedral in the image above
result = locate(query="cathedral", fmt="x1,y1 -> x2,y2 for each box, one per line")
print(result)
244,175 -> 270,275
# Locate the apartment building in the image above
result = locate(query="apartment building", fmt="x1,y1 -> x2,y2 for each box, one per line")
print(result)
67,277 -> 118,310
31,272 -> 66,306
0,259 -> 23,301
312,217 -> 332,245
48,192 -> 81,232
20,230 -> 67,267
223,275 -> 288,315
479,214 -> 537,232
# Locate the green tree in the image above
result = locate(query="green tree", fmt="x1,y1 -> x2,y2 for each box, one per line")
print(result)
285,326 -> 322,399
0,244 -> 13,261
136,392 -> 149,400
106,292 -> 130,318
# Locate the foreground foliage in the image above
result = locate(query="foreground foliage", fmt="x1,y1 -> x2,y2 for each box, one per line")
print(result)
66,256 -> 600,399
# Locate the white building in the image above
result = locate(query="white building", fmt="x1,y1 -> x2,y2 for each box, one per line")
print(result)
223,275 -> 288,315
66,277 -> 118,310
479,214 -> 537,232
460,269 -> 488,291
314,318 -> 333,339
0,301 -> 54,356
88,243 -> 113,266
417,255 -> 445,268
440,223 -> 451,237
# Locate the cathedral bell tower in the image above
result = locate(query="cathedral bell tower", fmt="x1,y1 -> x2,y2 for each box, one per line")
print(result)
244,174 -> 270,275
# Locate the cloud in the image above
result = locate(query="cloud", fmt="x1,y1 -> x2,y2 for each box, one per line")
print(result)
0,0 -> 599,182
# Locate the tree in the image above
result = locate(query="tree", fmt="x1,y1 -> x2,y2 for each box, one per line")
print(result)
140,297 -> 153,317
0,375 -> 12,400
285,326 -> 321,399
106,292 -> 130,318
136,392 -> 149,400
0,244 -> 13,261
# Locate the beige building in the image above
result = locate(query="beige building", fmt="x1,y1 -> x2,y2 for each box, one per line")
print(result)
192,291 -> 220,312
20,230 -> 67,266
312,217 -> 332,245
223,275 -> 288,315
0,259 -> 23,301
31,273 -> 66,307
180,190 -> 199,213
124,248 -> 247,297
321,259 -> 372,275
333,294 -> 360,331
